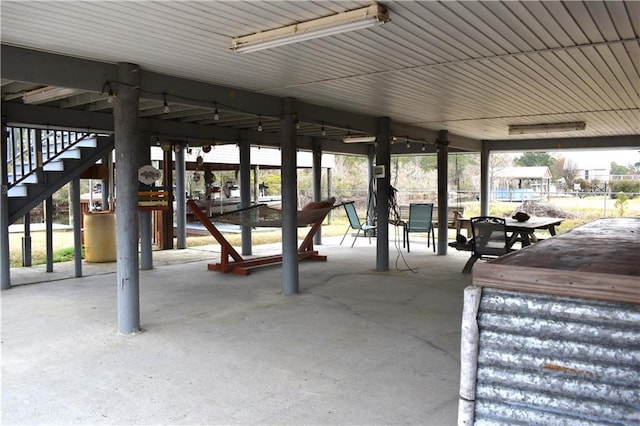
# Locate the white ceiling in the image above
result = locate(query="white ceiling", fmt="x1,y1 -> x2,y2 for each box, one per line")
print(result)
1,0 -> 639,145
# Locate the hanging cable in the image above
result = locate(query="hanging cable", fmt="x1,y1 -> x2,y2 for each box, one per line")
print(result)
163,92 -> 170,114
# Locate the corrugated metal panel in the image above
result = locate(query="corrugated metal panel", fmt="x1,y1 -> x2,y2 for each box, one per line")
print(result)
473,287 -> 640,425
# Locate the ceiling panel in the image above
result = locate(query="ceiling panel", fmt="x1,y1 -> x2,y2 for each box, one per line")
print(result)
1,0 -> 638,146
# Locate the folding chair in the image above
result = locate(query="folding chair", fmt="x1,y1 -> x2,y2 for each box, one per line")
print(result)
405,203 -> 435,253
340,202 -> 376,247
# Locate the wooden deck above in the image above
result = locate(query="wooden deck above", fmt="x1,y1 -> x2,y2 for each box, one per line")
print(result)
473,218 -> 640,304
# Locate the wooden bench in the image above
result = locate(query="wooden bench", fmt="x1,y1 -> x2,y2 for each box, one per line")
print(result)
433,206 -> 466,232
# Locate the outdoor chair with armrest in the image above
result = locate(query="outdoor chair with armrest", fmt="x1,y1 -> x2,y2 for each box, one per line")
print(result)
462,216 -> 511,273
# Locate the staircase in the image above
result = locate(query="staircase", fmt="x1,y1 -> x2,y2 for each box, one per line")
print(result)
5,126 -> 114,224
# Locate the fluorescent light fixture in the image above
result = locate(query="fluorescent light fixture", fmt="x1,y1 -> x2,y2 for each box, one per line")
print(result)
508,121 -> 586,135
22,86 -> 78,104
231,3 -> 389,54
343,135 -> 376,143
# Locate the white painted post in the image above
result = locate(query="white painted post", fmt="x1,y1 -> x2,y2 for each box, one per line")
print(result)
458,286 -> 483,425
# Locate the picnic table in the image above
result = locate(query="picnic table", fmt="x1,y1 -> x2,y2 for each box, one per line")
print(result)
455,216 -> 564,250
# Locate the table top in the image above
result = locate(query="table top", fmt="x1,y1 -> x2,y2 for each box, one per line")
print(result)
503,216 -> 564,229
458,216 -> 564,229
472,218 -> 640,304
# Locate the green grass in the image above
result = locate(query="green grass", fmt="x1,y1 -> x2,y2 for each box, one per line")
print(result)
10,195 -> 640,266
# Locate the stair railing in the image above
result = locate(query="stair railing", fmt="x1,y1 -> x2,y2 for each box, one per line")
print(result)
5,125 -> 93,189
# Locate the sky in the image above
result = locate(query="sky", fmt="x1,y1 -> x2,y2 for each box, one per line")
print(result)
556,149 -> 640,170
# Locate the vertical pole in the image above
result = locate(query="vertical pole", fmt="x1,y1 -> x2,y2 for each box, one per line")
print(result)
239,138 -> 252,255
312,138 -> 322,245
175,144 -> 186,249
367,147 -> 376,229
281,98 -> 299,295
458,286 -> 483,425
71,177 -> 82,277
114,62 -> 140,334
22,213 -> 31,267
376,117 -> 391,272
45,197 -> 53,272
139,133 -> 152,270
327,168 -> 332,224
253,165 -> 260,203
161,145 -> 173,249
102,152 -> 111,210
437,130 -> 449,255
0,119 -> 11,289
480,141 -> 490,217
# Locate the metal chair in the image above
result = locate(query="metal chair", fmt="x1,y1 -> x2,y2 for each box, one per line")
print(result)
405,203 -> 435,253
340,202 -> 376,247
462,216 -> 510,273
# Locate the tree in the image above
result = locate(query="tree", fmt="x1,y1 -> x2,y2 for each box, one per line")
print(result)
610,161 -> 631,175
615,192 -> 629,217
515,152 -> 556,168
560,158 -> 579,188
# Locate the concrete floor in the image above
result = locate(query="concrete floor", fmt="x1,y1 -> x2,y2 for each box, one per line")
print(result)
2,235 -> 473,425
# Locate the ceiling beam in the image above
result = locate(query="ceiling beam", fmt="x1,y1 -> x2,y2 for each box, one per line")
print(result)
2,102 -> 369,155
3,102 -> 114,132
295,101 -> 378,135
2,102 -> 243,143
1,45 -> 117,92
448,134 -> 482,152
1,45 -> 381,135
139,70 -> 284,119
487,135 -> 640,152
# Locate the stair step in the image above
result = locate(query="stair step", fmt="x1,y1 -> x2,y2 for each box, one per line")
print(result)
74,137 -> 97,148
58,148 -> 81,159
10,173 -> 39,184
8,185 -> 27,197
43,160 -> 65,172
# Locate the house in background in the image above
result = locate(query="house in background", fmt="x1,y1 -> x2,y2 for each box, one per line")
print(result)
493,166 -> 552,202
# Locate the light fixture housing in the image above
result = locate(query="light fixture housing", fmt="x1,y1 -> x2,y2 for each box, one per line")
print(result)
22,86 -> 78,104
343,135 -> 376,143
231,3 -> 389,54
508,121 -> 586,135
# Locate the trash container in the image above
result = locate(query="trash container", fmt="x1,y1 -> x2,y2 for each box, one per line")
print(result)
84,211 -> 116,262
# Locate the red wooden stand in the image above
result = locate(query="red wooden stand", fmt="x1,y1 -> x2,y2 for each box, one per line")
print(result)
186,200 -> 329,275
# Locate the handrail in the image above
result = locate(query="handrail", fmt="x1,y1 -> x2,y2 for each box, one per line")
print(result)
5,125 -> 94,189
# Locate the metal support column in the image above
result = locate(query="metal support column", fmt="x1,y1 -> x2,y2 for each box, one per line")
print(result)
102,152 -> 111,210
312,138 -> 322,246
437,130 -> 449,255
175,144 -> 186,249
45,197 -> 53,272
375,117 -> 391,272
327,168 -> 332,224
139,133 -> 152,270
1,120 -> 10,289
239,139 -> 252,256
71,177 -> 82,277
367,147 -> 376,230
160,145 -> 173,249
22,213 -> 31,267
70,178 -> 83,276
480,140 -> 490,217
253,165 -> 259,203
114,62 -> 141,334
280,98 -> 299,295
